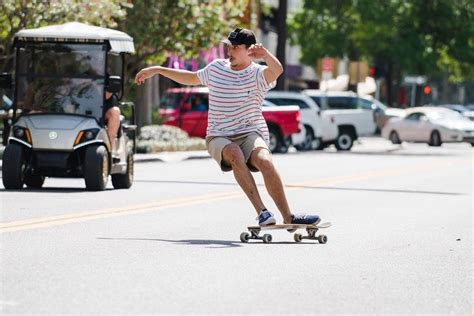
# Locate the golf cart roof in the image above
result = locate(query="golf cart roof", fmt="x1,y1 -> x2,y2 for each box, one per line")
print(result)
14,22 -> 135,53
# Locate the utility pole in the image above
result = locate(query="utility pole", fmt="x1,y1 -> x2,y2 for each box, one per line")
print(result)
275,0 -> 287,91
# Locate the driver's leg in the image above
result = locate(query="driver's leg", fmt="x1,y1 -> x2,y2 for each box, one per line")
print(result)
105,106 -> 121,153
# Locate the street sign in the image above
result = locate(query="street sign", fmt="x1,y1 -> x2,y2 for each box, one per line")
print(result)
322,58 -> 333,71
404,75 -> 426,85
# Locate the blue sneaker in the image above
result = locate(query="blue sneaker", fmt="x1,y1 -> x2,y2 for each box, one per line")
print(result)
258,210 -> 276,226
287,213 -> 321,232
291,214 -> 321,225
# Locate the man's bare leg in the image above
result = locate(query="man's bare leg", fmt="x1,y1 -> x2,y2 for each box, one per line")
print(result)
249,148 -> 292,224
105,107 -> 121,153
222,144 -> 266,215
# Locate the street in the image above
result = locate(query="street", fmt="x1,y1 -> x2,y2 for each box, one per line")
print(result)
1,138 -> 472,314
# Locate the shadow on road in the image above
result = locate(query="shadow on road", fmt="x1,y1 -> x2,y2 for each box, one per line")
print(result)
134,179 -> 239,186
133,180 -> 463,196
97,237 -> 319,248
285,186 -> 464,196
97,237 -> 243,248
321,149 -> 459,157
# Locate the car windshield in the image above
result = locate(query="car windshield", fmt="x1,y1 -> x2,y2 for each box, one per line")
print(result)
161,91 -> 209,111
15,42 -> 106,119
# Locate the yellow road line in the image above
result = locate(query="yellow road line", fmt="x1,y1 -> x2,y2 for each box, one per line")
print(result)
0,191 -> 244,233
1,158 -> 471,233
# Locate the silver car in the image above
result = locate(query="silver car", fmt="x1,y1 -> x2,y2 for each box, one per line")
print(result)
382,107 -> 474,147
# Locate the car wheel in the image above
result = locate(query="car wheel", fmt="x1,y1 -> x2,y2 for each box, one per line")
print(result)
429,131 -> 442,147
2,143 -> 26,190
84,145 -> 109,191
268,126 -> 288,153
313,137 -> 323,150
268,127 -> 279,153
112,151 -> 134,189
295,126 -> 315,151
335,131 -> 354,151
389,131 -> 402,144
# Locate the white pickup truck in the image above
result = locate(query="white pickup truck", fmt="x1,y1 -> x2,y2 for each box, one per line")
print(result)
303,90 -> 377,150
265,91 -> 338,150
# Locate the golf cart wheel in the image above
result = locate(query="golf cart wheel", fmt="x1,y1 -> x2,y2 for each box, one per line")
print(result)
262,234 -> 272,243
24,172 -> 45,189
2,143 -> 26,190
84,145 -> 109,191
294,233 -> 303,242
112,151 -> 134,189
240,232 -> 250,243
318,235 -> 328,244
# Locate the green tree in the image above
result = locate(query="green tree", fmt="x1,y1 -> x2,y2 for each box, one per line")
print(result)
0,0 -> 247,125
289,0 -> 474,104
0,0 -> 127,72
120,0 -> 247,84
1,0 -> 247,80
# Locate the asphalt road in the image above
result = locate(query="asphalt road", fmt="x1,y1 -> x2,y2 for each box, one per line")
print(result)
1,138 -> 472,315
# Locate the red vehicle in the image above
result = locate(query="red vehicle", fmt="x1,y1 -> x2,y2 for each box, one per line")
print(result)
159,87 -> 301,153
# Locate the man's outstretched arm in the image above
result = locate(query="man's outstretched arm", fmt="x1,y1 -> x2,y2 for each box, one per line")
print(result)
135,66 -> 201,86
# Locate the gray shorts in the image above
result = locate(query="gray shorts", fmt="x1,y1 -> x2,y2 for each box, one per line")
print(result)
206,132 -> 270,172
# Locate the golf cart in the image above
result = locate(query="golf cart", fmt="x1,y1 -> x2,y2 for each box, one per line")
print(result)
1,22 -> 136,191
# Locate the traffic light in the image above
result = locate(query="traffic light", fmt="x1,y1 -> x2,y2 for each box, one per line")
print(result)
369,67 -> 375,77
423,85 -> 431,95
369,65 -> 385,78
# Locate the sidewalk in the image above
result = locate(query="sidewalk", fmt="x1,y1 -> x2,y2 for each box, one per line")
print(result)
0,150 -> 211,171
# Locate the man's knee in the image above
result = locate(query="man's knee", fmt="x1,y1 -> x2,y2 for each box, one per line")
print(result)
222,144 -> 245,167
254,156 -> 274,173
251,149 -> 274,173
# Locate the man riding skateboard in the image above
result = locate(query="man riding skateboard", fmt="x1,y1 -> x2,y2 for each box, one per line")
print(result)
135,27 -> 321,227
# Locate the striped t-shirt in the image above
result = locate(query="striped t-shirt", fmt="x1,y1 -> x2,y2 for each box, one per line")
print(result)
197,59 -> 276,144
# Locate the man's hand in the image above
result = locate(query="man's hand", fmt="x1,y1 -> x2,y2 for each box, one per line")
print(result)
248,43 -> 283,84
247,43 -> 269,60
135,67 -> 157,86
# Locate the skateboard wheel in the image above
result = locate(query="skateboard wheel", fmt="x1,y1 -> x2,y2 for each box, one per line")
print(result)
262,234 -> 272,243
240,232 -> 250,243
294,233 -> 303,242
318,235 -> 328,244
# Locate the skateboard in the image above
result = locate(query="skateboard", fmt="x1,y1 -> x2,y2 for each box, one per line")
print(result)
240,222 -> 332,244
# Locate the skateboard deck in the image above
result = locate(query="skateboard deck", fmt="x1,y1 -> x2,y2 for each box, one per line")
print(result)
241,222 -> 332,244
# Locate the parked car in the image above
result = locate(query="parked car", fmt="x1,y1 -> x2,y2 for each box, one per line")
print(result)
265,91 -> 338,150
438,104 -> 474,121
159,87 -> 301,153
362,95 -> 406,131
382,107 -> 474,146
261,99 -> 306,149
1,22 -> 137,191
303,90 -> 377,150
